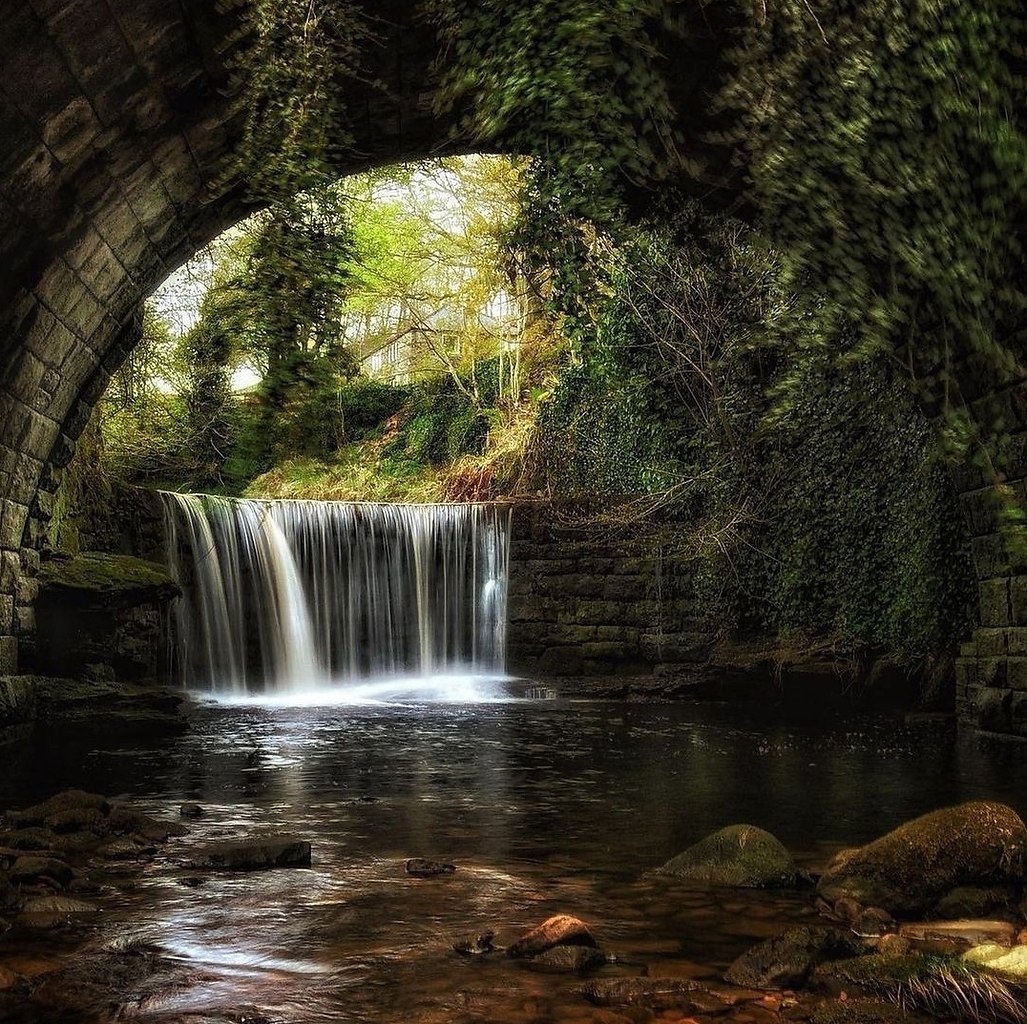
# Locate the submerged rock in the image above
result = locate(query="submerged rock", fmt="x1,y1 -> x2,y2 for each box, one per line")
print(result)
405,858 -> 455,877
188,839 -> 311,871
816,801 -> 1026,917
21,895 -> 98,915
724,926 -> 867,990
506,914 -> 598,958
17,894 -> 99,930
581,978 -> 718,1012
656,824 -> 798,888
180,803 -> 204,819
528,946 -> 607,973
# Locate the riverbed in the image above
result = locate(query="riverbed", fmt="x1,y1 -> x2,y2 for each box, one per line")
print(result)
0,693 -> 1024,1023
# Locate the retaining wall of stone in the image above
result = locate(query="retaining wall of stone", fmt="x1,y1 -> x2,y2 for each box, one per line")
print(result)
506,504 -> 710,678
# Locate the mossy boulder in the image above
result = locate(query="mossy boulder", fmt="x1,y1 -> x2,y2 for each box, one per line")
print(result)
656,824 -> 798,888
816,802 -> 1026,918
5,789 -> 109,828
0,677 -> 187,734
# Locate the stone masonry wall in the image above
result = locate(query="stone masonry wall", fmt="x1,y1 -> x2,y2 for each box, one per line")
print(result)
506,504 -> 710,678
954,422 -> 1027,739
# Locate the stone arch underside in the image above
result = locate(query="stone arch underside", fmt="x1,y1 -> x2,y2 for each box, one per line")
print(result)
0,0 -> 1019,735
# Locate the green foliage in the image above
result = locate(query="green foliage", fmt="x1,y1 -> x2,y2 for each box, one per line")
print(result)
529,197 -> 973,662
534,358 -> 680,496
206,193 -> 354,397
332,377 -> 410,441
426,0 -> 681,222
391,373 -> 491,465
225,0 -> 369,203
729,360 -> 973,661
721,0 -> 1027,403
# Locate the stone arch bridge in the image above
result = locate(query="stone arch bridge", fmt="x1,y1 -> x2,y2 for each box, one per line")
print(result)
0,0 -> 1021,735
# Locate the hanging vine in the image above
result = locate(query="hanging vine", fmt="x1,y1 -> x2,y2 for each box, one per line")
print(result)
218,0 -> 372,205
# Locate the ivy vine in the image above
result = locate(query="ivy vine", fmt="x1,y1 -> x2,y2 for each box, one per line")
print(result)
720,0 -> 1027,407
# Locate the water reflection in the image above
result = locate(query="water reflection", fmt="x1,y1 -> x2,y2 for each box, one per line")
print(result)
0,698 -> 1024,1023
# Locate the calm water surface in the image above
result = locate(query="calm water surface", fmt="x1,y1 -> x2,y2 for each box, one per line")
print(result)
0,692 -> 1024,1023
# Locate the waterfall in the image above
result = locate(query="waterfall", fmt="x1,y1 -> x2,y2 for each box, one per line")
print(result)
160,493 -> 511,695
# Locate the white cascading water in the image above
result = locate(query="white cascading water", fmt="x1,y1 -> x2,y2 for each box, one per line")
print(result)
160,493 -> 511,696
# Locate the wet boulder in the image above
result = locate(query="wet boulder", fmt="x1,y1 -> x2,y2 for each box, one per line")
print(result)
188,838 -> 311,871
724,926 -> 866,990
18,894 -> 99,930
816,801 -> 1026,918
0,827 -> 56,851
453,930 -> 495,957
8,855 -> 74,887
506,914 -> 598,958
656,824 -> 798,888
107,806 -> 186,841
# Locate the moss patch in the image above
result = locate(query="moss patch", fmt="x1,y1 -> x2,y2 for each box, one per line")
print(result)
39,553 -> 175,597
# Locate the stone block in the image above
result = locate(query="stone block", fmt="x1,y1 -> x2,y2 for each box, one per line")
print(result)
15,575 -> 39,605
14,604 -> 34,635
977,687 -> 1013,733
0,549 -> 20,591
954,658 -> 976,691
972,535 -> 1011,581
1006,627 -> 1027,656
0,594 -> 13,633
975,628 -> 1007,657
0,636 -> 17,674
959,489 -> 999,537
7,451 -> 44,505
1011,693 -> 1027,738
1008,658 -> 1027,692
1009,575 -> 1027,625
979,657 -> 1007,688
978,579 -> 1010,626
0,501 -> 28,550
